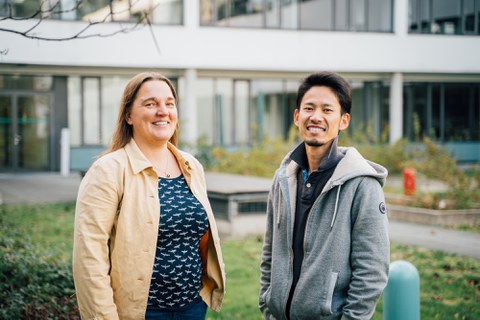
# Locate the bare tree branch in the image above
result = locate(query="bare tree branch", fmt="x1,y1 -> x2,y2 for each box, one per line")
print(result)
0,0 -> 161,45
145,14 -> 161,55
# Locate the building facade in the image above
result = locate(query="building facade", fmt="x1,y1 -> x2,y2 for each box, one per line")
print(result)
0,0 -> 479,173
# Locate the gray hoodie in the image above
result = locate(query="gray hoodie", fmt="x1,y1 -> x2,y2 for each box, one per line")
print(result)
259,146 -> 390,320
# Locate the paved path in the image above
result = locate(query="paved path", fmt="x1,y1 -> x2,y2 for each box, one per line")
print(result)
1,172 -> 479,260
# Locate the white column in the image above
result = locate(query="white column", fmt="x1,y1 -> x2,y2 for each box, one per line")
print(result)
60,128 -> 70,176
389,73 -> 403,144
182,68 -> 198,146
394,0 -> 409,36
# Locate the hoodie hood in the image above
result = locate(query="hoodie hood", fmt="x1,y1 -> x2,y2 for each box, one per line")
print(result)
277,146 -> 388,229
279,146 -> 387,192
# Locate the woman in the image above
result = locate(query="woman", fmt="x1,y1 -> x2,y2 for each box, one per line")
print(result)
73,72 -> 225,320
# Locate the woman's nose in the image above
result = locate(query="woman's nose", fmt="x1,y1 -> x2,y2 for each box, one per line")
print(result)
155,103 -> 168,115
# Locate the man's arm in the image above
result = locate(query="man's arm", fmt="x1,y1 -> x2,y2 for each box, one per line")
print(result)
259,180 -> 277,318
343,177 -> 390,320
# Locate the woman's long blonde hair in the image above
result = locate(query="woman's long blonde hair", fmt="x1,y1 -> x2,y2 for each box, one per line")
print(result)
105,72 -> 179,154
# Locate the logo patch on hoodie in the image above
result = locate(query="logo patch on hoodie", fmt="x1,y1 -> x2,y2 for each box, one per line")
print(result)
379,202 -> 387,214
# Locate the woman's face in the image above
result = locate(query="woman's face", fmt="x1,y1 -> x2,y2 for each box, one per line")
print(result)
126,80 -> 177,146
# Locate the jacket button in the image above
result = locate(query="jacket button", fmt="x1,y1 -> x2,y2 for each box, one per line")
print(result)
306,183 -> 311,188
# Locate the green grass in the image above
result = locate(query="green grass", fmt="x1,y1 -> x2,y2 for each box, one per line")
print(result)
1,203 -> 479,319
0,202 -> 75,262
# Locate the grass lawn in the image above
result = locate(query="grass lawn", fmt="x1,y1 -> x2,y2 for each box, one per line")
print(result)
1,202 -> 479,319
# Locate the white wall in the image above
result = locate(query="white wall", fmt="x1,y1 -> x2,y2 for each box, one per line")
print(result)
1,19 -> 479,75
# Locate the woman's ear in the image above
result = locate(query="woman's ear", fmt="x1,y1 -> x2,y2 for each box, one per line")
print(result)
125,113 -> 132,125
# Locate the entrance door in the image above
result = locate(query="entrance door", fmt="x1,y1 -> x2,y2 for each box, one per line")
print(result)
0,93 -> 52,172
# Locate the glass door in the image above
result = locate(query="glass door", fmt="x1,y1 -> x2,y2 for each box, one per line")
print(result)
0,93 -> 52,172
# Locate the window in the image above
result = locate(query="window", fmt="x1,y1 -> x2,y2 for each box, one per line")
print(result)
68,75 -> 130,147
0,0 -> 184,25
409,0 -> 480,35
300,0 -> 333,30
200,0 -> 393,32
404,82 -> 480,142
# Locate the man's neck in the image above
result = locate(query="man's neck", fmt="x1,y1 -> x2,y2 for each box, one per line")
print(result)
304,140 -> 334,174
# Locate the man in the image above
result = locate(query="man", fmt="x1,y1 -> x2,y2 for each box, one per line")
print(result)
259,72 -> 389,320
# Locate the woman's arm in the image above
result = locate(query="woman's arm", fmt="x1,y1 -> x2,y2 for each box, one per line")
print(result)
73,161 -> 122,320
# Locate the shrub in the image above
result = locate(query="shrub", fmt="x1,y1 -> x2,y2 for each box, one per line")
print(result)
200,133 -> 480,210
0,223 -> 78,319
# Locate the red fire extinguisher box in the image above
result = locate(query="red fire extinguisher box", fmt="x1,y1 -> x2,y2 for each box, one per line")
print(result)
403,168 -> 416,196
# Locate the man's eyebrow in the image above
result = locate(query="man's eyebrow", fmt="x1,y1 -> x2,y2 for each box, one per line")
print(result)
303,101 -> 334,107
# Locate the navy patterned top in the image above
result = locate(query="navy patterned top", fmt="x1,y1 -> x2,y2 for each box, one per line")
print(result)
147,175 -> 209,311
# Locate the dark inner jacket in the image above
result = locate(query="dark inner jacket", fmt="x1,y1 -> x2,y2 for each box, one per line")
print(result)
286,137 -> 344,317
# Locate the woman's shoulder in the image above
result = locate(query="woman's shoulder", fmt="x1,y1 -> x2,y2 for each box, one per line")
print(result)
89,148 -> 128,173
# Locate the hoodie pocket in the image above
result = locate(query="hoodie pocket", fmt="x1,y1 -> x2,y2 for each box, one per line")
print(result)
321,272 -> 339,315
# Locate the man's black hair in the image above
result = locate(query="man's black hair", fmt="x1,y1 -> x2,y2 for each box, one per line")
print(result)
296,72 -> 352,114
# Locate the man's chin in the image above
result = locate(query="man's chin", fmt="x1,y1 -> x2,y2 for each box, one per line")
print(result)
305,139 -> 325,147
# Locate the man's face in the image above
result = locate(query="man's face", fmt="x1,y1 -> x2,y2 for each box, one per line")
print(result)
294,86 -> 350,147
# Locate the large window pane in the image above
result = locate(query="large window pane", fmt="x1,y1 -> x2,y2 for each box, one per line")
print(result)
150,0 -> 183,24
334,0 -> 348,31
350,0 -> 366,31
196,78 -> 215,144
368,0 -> 392,32
2,0 -> 184,24
101,76 -> 128,145
83,78 -> 100,145
266,0 -> 280,28
300,0 -> 333,30
228,0 -> 264,27
350,81 -> 365,131
251,80 -> 284,141
17,95 -> 50,170
0,75 -> 52,91
0,0 -> 40,18
281,0 -> 298,29
444,85 -> 472,141
0,95 -> 13,169
216,79 -> 233,146
234,80 -> 250,145
200,0 -> 215,24
67,77 -> 81,147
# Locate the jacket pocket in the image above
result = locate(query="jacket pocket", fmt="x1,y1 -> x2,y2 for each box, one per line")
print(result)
321,271 -> 339,315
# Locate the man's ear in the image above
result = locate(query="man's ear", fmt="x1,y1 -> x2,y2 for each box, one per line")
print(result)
293,108 -> 299,127
339,113 -> 350,131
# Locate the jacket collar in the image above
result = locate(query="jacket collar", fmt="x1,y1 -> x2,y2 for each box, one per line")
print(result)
124,139 -> 193,181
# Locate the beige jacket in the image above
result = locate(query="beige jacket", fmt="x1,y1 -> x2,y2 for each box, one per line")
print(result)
73,139 -> 225,320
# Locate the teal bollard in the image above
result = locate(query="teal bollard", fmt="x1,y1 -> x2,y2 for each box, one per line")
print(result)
383,260 -> 420,320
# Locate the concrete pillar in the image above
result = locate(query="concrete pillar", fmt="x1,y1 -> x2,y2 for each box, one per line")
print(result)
182,68 -> 198,146
389,73 -> 403,144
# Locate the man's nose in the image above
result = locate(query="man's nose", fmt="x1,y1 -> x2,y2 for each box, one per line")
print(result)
309,108 -> 324,121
